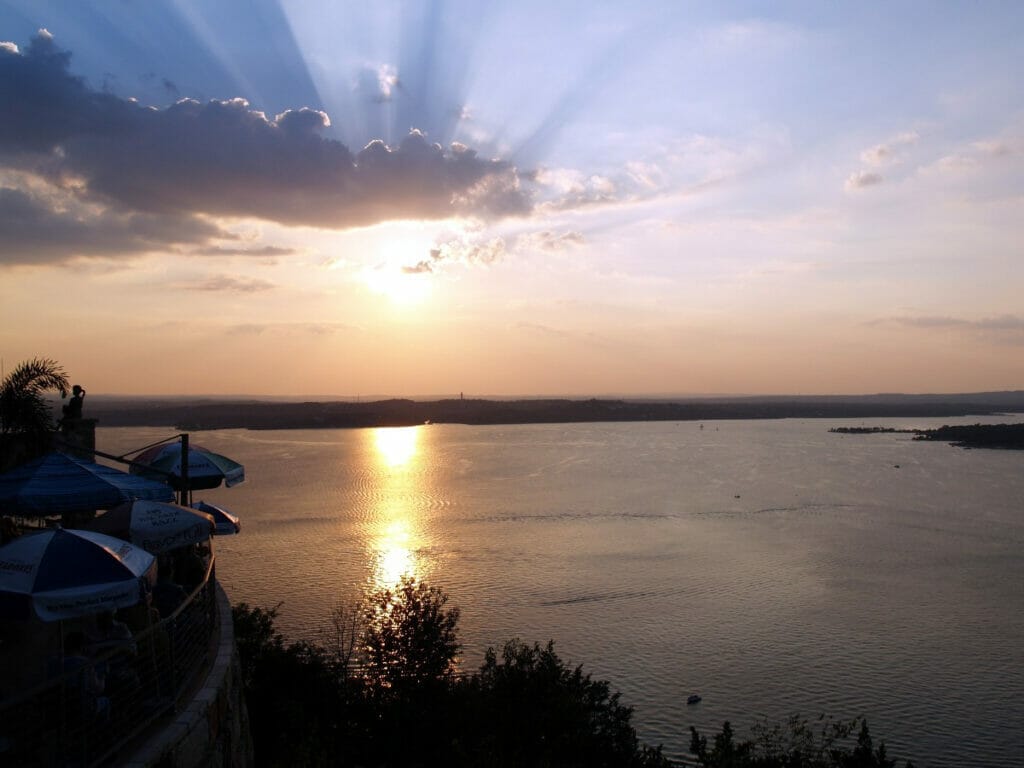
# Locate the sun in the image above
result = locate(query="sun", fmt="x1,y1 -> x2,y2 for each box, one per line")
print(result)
362,265 -> 431,307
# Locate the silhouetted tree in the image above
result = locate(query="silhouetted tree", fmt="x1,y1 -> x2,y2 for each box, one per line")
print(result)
0,357 -> 69,469
454,639 -> 670,767
233,602 -> 361,766
233,580 -> 675,767
233,583 -> 912,768
0,357 -> 68,436
362,575 -> 460,694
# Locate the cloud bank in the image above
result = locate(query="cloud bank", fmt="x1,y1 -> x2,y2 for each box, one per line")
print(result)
0,32 -> 531,264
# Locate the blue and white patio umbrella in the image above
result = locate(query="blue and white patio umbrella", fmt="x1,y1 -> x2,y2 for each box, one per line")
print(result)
85,500 -> 215,554
130,443 -> 245,492
192,500 -> 241,535
0,528 -> 155,621
0,451 -> 175,516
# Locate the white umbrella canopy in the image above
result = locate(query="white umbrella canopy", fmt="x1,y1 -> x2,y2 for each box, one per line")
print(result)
83,500 -> 215,554
192,500 -> 241,535
0,528 -> 155,622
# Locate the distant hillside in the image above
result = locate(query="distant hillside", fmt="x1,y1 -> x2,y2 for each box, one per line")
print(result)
83,392 -> 1024,431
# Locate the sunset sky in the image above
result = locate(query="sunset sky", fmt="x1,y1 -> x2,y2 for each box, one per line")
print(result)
1,1 -> 1022,397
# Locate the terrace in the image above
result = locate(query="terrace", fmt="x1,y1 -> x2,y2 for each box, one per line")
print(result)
0,421 -> 252,767
0,543 -> 250,767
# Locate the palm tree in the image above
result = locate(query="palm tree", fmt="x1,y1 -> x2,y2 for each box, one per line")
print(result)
0,357 -> 70,435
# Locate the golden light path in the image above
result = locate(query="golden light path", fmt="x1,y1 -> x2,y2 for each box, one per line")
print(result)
374,425 -> 420,468
368,426 -> 424,590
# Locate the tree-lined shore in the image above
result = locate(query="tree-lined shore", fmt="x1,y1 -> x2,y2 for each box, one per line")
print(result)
85,392 -> 1024,431
831,422 -> 1024,449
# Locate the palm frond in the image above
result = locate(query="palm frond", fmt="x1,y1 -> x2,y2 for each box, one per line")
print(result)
1,357 -> 69,397
0,357 -> 70,434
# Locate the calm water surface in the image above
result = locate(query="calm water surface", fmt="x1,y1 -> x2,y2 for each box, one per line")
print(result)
99,417 -> 1024,766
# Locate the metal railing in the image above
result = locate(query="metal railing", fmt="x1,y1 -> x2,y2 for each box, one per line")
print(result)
0,556 -> 219,767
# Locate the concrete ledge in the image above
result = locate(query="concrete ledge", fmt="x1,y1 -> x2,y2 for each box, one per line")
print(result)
123,582 -> 252,768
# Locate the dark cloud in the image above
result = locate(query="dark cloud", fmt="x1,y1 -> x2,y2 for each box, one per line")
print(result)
191,245 -> 297,257
0,32 -> 532,247
0,186 -> 228,265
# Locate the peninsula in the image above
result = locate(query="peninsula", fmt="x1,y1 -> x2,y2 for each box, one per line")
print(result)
831,421 -> 1024,449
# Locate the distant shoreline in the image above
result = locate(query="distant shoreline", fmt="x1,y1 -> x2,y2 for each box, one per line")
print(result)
84,392 -> 1024,432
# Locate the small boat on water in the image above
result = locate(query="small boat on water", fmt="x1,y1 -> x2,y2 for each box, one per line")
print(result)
687,694 -> 702,705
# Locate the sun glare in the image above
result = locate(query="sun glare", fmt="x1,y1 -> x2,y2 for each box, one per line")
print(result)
362,265 -> 431,307
373,517 -> 417,589
373,426 -> 420,468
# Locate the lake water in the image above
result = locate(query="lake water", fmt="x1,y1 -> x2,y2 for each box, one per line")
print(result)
98,416 -> 1024,766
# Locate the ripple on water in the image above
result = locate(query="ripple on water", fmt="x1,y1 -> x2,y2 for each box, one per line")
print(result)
124,419 -> 1024,768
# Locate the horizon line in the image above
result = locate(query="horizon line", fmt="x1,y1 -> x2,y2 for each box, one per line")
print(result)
78,389 -> 1024,402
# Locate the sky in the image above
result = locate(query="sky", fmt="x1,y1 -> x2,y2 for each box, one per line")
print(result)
1,1 -> 1023,397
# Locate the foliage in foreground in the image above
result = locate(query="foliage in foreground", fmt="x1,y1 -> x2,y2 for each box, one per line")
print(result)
233,575 -> 667,767
689,716 -> 914,768
0,357 -> 69,436
233,576 -> 912,768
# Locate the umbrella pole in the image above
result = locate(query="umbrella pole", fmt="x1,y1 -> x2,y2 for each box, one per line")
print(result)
179,434 -> 189,507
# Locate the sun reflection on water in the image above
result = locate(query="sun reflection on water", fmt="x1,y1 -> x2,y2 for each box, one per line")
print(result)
373,426 -> 419,468
368,426 -> 425,590
373,516 -> 415,587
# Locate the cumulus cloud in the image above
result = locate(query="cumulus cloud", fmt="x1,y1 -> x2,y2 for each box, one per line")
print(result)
930,138 -> 1019,174
355,64 -> 399,103
860,131 -> 919,167
406,235 -> 508,273
518,230 -> 585,252
0,32 -> 533,262
844,170 -> 884,191
403,227 -> 584,273
532,168 -> 621,211
844,131 -> 921,192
